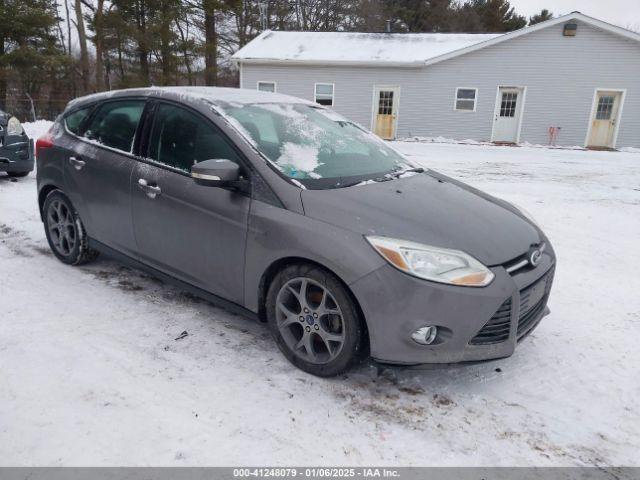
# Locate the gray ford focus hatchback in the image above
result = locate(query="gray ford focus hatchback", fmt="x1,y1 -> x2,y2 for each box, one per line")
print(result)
36,87 -> 555,376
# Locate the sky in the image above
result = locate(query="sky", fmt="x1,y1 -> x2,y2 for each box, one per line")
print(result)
509,0 -> 640,31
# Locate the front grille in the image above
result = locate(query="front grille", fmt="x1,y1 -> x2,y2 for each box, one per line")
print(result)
469,299 -> 512,345
517,268 -> 554,340
469,267 -> 554,346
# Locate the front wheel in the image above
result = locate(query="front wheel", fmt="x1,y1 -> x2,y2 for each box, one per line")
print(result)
42,190 -> 99,265
266,264 -> 365,377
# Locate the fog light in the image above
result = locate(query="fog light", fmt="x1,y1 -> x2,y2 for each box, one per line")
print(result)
411,326 -> 438,345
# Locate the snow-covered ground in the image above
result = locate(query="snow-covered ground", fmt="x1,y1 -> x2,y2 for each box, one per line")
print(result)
1,123 -> 639,466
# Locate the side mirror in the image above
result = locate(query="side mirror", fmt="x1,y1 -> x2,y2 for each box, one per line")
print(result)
191,159 -> 244,188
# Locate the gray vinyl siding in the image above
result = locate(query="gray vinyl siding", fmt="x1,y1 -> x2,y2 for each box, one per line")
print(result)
240,19 -> 640,148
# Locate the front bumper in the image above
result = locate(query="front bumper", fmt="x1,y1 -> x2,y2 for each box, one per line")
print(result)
349,248 -> 555,365
0,137 -> 34,173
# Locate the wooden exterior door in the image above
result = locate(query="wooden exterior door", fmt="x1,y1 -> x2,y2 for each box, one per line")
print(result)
587,91 -> 623,149
373,87 -> 399,140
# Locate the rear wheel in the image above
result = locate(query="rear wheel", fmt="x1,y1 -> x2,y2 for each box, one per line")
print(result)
43,190 -> 99,265
266,263 -> 365,377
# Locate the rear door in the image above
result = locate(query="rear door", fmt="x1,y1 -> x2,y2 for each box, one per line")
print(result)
64,99 -> 146,255
130,101 -> 251,303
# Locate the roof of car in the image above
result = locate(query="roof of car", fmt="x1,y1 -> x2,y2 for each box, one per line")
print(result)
66,86 -> 314,111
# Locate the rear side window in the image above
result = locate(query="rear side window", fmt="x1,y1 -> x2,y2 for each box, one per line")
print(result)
148,103 -> 241,173
83,100 -> 145,152
64,107 -> 92,134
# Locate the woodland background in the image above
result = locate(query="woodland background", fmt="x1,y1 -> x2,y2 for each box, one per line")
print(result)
0,0 -> 554,120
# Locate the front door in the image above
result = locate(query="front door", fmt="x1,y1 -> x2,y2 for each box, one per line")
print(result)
131,102 -> 251,303
492,87 -> 524,143
587,91 -> 623,149
65,99 -> 146,255
373,87 -> 399,140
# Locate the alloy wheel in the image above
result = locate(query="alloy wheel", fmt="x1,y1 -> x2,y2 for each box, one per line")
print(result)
275,277 -> 346,364
46,199 -> 77,257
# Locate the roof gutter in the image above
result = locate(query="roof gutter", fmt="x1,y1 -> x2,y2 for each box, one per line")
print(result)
231,57 -> 426,68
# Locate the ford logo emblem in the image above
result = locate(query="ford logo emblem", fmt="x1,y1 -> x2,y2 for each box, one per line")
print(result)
529,248 -> 542,267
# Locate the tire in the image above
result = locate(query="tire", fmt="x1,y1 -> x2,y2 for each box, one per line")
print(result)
42,190 -> 99,265
266,263 -> 365,377
7,171 -> 30,178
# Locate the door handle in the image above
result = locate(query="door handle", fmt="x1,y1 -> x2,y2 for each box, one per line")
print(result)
137,178 -> 162,198
68,156 -> 85,170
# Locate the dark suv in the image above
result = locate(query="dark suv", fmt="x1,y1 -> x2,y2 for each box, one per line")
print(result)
36,87 -> 555,377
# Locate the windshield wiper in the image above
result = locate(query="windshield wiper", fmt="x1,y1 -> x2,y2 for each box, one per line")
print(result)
334,175 -> 395,189
389,167 -> 425,179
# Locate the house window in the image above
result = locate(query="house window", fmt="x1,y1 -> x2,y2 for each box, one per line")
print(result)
500,92 -> 518,117
455,88 -> 477,111
257,81 -> 276,93
596,95 -> 615,120
315,83 -> 334,106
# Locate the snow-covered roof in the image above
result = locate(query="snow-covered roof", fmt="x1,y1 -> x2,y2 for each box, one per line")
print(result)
233,13 -> 640,69
232,31 -> 501,67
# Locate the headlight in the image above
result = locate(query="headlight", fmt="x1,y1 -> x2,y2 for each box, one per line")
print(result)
366,236 -> 494,287
7,116 -> 23,136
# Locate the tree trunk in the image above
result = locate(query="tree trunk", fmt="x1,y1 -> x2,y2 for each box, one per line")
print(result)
94,0 -> 105,91
175,18 -> 193,86
74,0 -> 90,93
0,31 -> 6,111
137,0 -> 150,85
159,2 -> 173,86
203,0 -> 217,86
0,0 -> 5,111
63,0 -> 76,97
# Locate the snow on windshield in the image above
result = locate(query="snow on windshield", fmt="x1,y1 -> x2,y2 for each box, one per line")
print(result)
216,102 -> 411,183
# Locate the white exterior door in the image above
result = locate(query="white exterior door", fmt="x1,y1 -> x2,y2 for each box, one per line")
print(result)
587,91 -> 623,148
492,87 -> 524,143
372,86 -> 400,140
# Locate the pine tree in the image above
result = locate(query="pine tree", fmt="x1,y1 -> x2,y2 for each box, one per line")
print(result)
529,9 -> 553,26
0,0 -> 67,116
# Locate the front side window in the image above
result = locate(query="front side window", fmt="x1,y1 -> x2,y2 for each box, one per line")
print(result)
83,100 -> 145,152
219,102 -> 413,189
65,106 -> 93,134
315,84 -> 334,107
257,82 -> 276,93
148,103 -> 240,173
455,88 -> 477,111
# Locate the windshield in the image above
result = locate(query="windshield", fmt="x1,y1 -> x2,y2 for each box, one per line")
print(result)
218,102 -> 415,189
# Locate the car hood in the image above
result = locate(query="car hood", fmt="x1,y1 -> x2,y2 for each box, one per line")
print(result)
300,171 -> 541,266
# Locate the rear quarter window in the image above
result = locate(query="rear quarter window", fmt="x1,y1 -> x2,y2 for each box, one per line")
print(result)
83,100 -> 146,153
64,107 -> 93,135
